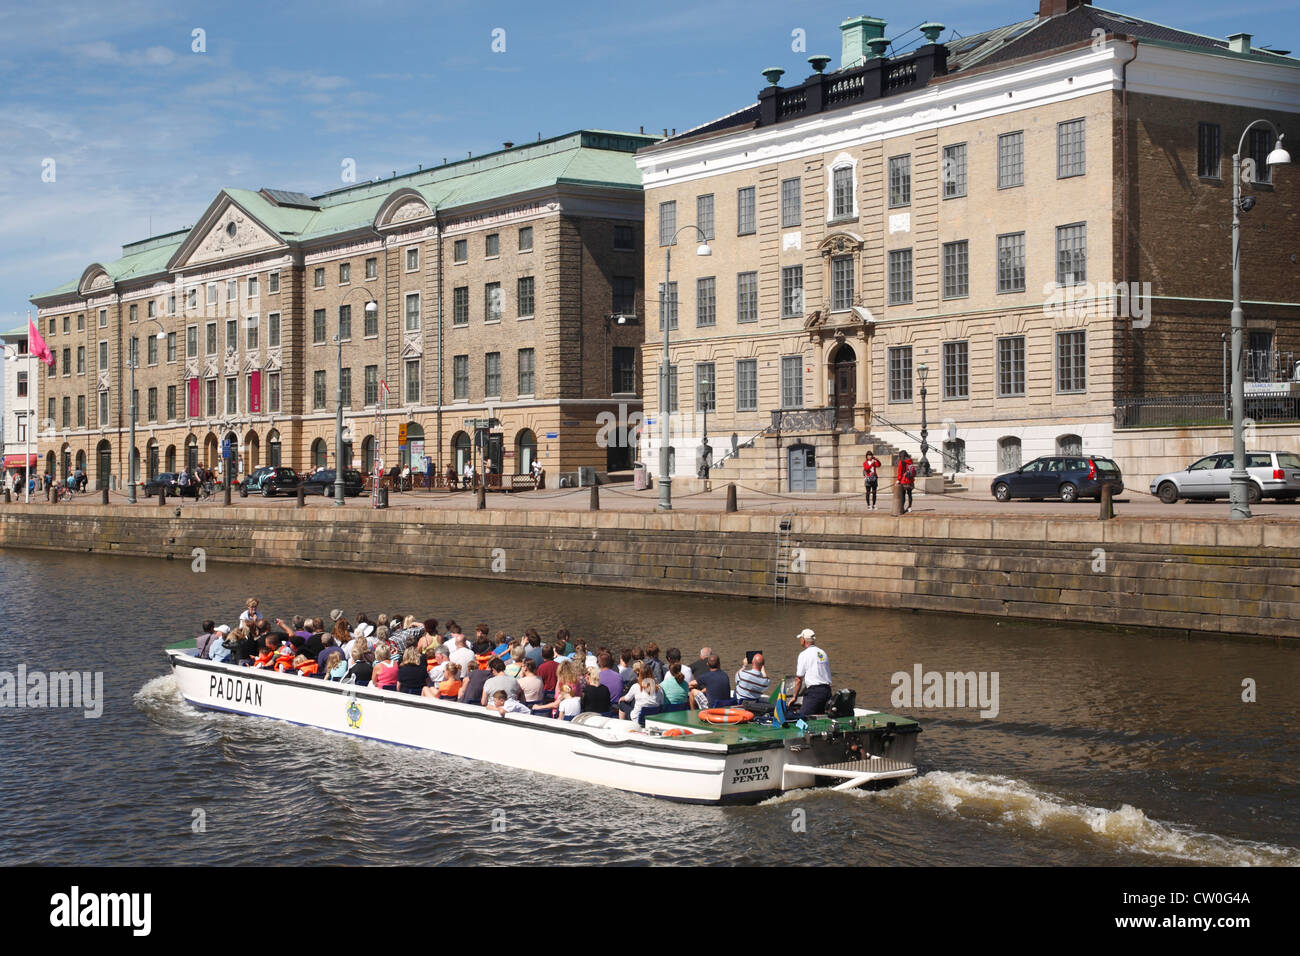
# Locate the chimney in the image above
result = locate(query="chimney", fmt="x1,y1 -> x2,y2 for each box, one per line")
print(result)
1227,32 -> 1252,53
1038,0 -> 1090,17
840,15 -> 887,69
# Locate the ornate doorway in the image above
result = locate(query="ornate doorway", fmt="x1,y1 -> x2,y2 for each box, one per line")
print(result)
832,344 -> 857,426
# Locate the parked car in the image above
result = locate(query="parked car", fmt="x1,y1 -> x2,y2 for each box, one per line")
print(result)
240,466 -> 301,498
142,472 -> 198,499
1149,451 -> 1300,504
299,468 -> 365,497
991,455 -> 1124,503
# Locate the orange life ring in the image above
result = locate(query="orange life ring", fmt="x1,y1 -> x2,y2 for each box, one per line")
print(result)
698,707 -> 754,725
663,728 -> 692,737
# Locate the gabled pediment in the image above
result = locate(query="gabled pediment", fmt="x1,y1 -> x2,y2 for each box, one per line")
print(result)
168,191 -> 289,270
77,264 -> 112,296
375,187 -> 433,229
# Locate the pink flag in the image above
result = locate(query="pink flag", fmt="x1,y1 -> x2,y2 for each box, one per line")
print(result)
28,318 -> 54,367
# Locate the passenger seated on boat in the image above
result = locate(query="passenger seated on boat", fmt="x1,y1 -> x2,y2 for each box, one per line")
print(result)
553,628 -> 574,658
482,657 -> 522,705
617,660 -> 644,717
517,658 -> 543,705
371,644 -> 399,690
273,641 -> 296,673
620,675 -> 662,723
207,625 -> 234,663
323,651 -> 347,681
492,630 -> 511,659
345,637 -> 373,685
293,653 -> 319,677
472,637 -> 495,673
251,634 -> 279,669
505,644 -> 526,679
532,684 -> 579,719
538,644 -> 559,702
696,656 -> 732,706
397,647 -> 428,695
580,666 -> 612,715
417,620 -> 440,654
459,657 -> 493,706
426,647 -> 449,682
433,662 -> 463,699
661,663 -> 690,707
665,647 -> 693,683
687,681 -> 710,711
735,653 -> 771,703
523,630 -> 544,668
486,689 -> 532,716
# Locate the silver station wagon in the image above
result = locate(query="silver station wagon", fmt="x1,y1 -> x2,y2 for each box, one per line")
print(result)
1149,451 -> 1300,504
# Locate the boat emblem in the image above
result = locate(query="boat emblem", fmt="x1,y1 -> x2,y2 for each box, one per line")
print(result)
346,699 -> 362,728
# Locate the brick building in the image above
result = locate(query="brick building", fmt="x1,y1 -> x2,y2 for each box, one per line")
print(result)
636,0 -> 1299,493
29,131 -> 655,491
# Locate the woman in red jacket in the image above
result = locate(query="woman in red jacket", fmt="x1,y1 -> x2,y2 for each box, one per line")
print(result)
897,452 -> 916,514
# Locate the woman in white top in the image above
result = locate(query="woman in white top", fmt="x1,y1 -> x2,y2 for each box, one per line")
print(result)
239,597 -> 263,627
620,676 -> 661,723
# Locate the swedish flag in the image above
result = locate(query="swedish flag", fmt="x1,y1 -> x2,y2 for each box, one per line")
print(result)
772,683 -> 788,726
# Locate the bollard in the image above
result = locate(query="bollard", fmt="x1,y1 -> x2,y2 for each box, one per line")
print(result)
3,490 -> 9,504
1099,482 -> 1116,520
589,483 -> 600,511
297,485 -> 306,508
158,488 -> 167,507
891,481 -> 904,516
223,481 -> 232,506
725,483 -> 737,513
101,486 -> 109,505
476,478 -> 486,511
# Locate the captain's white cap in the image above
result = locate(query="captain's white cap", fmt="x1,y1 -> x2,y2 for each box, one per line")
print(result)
796,628 -> 816,642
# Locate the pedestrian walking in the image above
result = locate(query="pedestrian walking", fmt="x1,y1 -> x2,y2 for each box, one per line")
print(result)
897,451 -> 916,514
863,452 -> 881,510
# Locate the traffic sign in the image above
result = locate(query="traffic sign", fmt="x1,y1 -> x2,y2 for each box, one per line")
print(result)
397,423 -> 408,445
221,439 -> 232,459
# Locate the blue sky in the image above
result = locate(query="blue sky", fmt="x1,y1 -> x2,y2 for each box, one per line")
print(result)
1,0 -> 1297,329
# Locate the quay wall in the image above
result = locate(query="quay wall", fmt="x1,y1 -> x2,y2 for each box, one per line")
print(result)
1,505 -> 1298,641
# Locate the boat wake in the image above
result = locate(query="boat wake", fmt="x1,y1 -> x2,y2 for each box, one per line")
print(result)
884,770 -> 1299,866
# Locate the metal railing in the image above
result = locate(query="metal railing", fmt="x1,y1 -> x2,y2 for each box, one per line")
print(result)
1115,390 -> 1300,428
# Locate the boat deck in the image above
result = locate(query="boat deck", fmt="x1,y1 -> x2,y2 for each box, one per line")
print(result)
642,708 -> 918,745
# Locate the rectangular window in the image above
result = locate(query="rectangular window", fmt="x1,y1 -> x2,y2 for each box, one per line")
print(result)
338,262 -> 350,285
453,238 -> 468,263
888,155 -> 912,207
248,275 -> 260,297
667,365 -> 678,413
781,356 -> 803,409
226,279 -> 237,301
313,309 -> 326,344
736,272 -> 758,323
737,186 -> 756,235
1057,330 -> 1087,393
204,284 -> 215,307
658,281 -> 678,331
101,308 -> 110,327
1057,118 -> 1086,178
147,387 -> 158,422
62,396 -> 70,428
76,313 -> 84,331
517,276 -> 535,318
998,131 -> 1024,188
225,319 -> 237,351
997,336 -> 1026,397
485,233 -> 500,258
831,255 -> 854,311
405,292 -> 421,331
1056,222 -> 1087,285
128,304 -> 138,323
485,352 -> 501,397
736,359 -> 757,412
188,288 -> 198,310
888,249 -> 913,305
147,301 -> 155,319
225,376 -> 237,414
943,341 -> 969,400
364,366 -> 378,406
943,143 -> 967,198
146,336 -> 157,365
363,258 -> 376,280
832,166 -> 854,218
404,359 -> 420,403
613,224 -> 634,251
246,373 -> 257,413
942,241 -> 969,299
16,371 -> 26,398
484,283 -> 502,322
659,200 -> 676,246
76,395 -> 85,426
518,348 -> 535,395
518,226 -> 533,252
313,267 -> 325,289
1197,122 -> 1221,179
695,363 -> 716,412
167,332 -> 177,363
268,373 -> 281,413
696,277 -> 716,327
166,386 -> 176,421
268,271 -> 280,293
48,397 -> 55,423
99,340 -> 108,370
77,345 -> 86,373
168,295 -> 176,314
453,286 -> 469,326
781,177 -> 801,228
339,367 -> 352,406
697,194 -> 715,240
997,232 -> 1026,293
313,370 -> 326,410
338,305 -> 351,341
612,276 -> 636,315
186,326 -> 197,358
405,247 -> 419,271
612,347 -> 636,394
781,266 -> 804,317
1248,128 -> 1276,185
268,313 -> 280,348
98,391 -> 109,424
888,346 -> 913,403
453,355 -> 469,400
244,316 -> 258,350
363,303 -> 377,337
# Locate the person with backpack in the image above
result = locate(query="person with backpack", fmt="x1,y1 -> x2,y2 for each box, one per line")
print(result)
863,453 -> 881,510
897,451 -> 916,514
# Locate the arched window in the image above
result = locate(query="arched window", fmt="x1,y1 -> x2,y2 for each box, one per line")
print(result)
186,436 -> 199,470
60,443 -> 71,479
451,432 -> 471,473
361,435 -> 376,474
146,439 -> 159,480
402,422 -> 425,469
267,430 -> 281,468
165,445 -> 176,473
515,429 -> 537,474
95,441 -> 111,490
1056,433 -> 1082,456
997,436 -> 1022,473
311,438 -> 327,470
75,450 -> 86,473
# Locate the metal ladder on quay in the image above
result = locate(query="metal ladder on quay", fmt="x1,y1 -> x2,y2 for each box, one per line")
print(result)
774,513 -> 795,603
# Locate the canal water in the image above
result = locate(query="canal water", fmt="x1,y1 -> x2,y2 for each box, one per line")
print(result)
0,547 -> 1296,866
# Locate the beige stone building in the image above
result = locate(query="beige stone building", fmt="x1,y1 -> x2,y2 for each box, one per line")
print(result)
637,0 -> 1299,493
30,131 -> 655,490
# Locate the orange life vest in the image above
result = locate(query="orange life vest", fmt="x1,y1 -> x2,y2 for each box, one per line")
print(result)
474,652 -> 493,672
295,659 -> 318,677
273,650 -> 294,673
252,650 -> 275,669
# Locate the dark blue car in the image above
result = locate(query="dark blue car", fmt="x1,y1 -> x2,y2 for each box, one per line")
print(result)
991,455 -> 1123,503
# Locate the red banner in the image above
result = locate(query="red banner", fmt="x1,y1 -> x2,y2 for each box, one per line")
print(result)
249,371 -> 262,414
187,378 -> 199,418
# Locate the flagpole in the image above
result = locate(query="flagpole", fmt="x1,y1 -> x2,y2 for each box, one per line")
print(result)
24,310 -> 32,503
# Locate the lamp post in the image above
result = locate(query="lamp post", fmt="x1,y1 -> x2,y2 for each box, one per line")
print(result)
1228,122 -> 1290,520
336,292 -> 379,507
917,362 -> 931,477
127,319 -> 168,503
658,225 -> 711,511
2,343 -> 32,502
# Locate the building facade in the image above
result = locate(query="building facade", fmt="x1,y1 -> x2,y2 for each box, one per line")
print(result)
30,131 -> 655,490
1,325 -> 38,485
636,0 -> 1299,492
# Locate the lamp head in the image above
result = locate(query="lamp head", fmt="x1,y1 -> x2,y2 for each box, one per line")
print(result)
696,243 -> 712,257
917,362 -> 929,384
155,331 -> 167,340
1266,133 -> 1291,167
364,299 -> 379,316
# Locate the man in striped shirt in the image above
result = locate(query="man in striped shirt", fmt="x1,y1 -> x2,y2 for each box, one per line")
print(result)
735,653 -> 771,703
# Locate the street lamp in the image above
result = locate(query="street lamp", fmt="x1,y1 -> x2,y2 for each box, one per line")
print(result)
1228,122 -> 1290,520
336,292 -> 379,506
2,342 -> 32,502
658,225 -> 711,511
917,362 -> 931,477
127,319 -> 168,503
